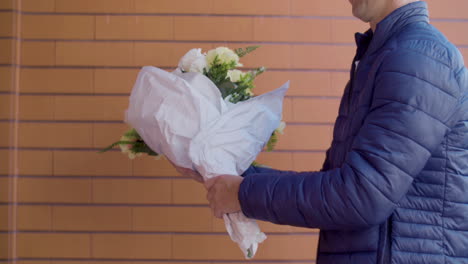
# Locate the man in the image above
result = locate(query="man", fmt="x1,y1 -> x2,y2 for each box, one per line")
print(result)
175,0 -> 468,263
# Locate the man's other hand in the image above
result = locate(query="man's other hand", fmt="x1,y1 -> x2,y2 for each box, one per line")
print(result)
205,175 -> 243,218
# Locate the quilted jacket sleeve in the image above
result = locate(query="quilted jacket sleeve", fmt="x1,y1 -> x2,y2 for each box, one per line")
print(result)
238,47 -> 461,230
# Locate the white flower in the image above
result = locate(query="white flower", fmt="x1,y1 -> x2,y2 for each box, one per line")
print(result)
227,70 -> 244,82
276,121 -> 286,135
189,56 -> 208,73
128,152 -> 136,159
119,135 -> 133,153
206,47 -> 241,68
178,48 -> 207,73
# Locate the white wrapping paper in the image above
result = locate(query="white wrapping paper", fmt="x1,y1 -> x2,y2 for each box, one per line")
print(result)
125,66 -> 289,258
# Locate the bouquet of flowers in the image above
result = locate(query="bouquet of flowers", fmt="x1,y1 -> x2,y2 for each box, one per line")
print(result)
101,46 -> 289,258
101,46 -> 286,160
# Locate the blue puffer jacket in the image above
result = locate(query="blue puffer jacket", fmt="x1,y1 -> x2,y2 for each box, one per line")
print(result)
239,2 -> 468,263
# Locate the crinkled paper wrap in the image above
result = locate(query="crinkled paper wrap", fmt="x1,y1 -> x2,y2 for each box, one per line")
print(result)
125,66 -> 289,258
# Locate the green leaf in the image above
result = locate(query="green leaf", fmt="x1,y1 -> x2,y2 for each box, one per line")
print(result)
247,248 -> 253,258
124,128 -> 141,139
235,46 -> 260,58
217,80 -> 237,99
251,66 -> 266,78
265,131 -> 278,152
98,140 -> 134,153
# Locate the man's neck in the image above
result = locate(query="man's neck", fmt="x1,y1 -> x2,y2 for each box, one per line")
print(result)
370,0 -> 419,32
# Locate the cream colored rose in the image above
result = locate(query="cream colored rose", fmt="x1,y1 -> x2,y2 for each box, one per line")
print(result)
227,69 -> 244,82
206,47 -> 241,68
178,48 -> 207,73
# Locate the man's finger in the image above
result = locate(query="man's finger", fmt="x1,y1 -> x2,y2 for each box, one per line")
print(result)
204,176 -> 218,190
206,188 -> 214,202
214,207 -> 223,219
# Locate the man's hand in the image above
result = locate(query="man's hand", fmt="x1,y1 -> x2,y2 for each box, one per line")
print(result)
205,175 -> 243,218
169,160 -> 204,183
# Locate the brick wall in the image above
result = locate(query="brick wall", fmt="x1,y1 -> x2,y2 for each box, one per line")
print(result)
0,0 -> 467,263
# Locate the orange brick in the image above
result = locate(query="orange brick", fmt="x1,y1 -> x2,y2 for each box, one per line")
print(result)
291,0 -> 351,16
54,95 -> 127,120
255,235 -> 318,260
56,0 -> 133,13
93,123 -> 130,149
19,259 -> 208,264
96,16 -> 173,40
0,12 -> 14,37
172,179 -> 207,205
0,205 -> 8,231
172,234 -> 241,260
331,72 -> 348,96
0,150 -> 10,174
92,234 -> 171,259
53,206 -> 132,231
291,98 -> 340,123
174,16 -> 253,41
240,44 -> 291,69
18,95 -> 55,120
133,207 -> 212,232
293,152 -> 327,172
0,39 -> 14,64
56,42 -> 133,66
433,21 -> 468,46
133,42 -> 213,68
253,71 -> 296,96
18,123 -> 93,148
132,155 -> 179,177
0,233 -> 8,259
213,0 -> 290,15
0,123 -> 12,147
20,68 -> 94,93
94,68 -> 138,94
134,0 -> 212,14
0,94 -> 12,119
53,262 -> 133,264
17,178 -> 91,203
292,45 -> 355,70
21,0 -> 55,12
461,48 -> 468,66
93,178 -> 171,204
53,150 -> 132,176
331,18 -> 369,43
254,18 -> 330,43
0,0 -> 13,9
282,97 -> 293,121
0,66 -> 13,92
17,205 -> 52,230
255,151 -> 294,171
426,0 -> 468,19
16,261 -> 51,264
21,41 -> 55,66
173,234 -> 317,260
255,71 -> 341,97
22,15 -> 94,39
17,233 -> 90,258
275,125 -> 333,151
18,150 -> 53,175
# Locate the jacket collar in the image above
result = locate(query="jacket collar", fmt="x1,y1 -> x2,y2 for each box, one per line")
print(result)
356,1 -> 429,56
